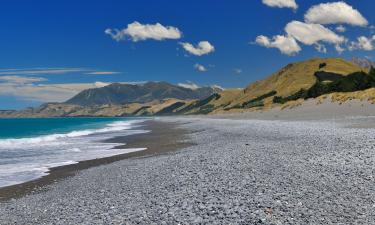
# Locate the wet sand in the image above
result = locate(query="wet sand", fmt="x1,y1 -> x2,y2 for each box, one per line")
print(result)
0,120 -> 192,201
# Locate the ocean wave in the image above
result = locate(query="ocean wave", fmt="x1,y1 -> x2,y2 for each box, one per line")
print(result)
0,119 -> 145,149
0,118 -> 149,188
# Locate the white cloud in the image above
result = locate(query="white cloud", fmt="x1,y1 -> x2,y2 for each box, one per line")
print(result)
0,68 -> 86,76
314,43 -> 327,53
305,1 -> 368,27
335,44 -> 345,54
234,68 -> 242,74
178,82 -> 200,90
285,21 -> 345,45
336,25 -> 346,33
349,36 -> 375,51
262,0 -> 298,10
85,71 -> 120,75
180,41 -> 215,56
0,83 -> 84,102
194,63 -> 207,72
0,68 -> 123,77
0,74 -> 144,103
256,21 -> 347,55
105,21 -> 182,42
255,35 -> 301,56
93,82 -> 111,88
0,76 -> 46,84
211,84 -> 224,91
0,81 -> 115,103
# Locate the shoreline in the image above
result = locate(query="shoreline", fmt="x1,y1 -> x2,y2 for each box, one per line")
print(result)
1,116 -> 375,224
0,120 -> 192,202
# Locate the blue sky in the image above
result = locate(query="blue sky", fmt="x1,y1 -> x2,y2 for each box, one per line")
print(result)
0,0 -> 374,109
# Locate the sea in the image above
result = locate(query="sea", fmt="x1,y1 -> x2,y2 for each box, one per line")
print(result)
0,117 -> 148,188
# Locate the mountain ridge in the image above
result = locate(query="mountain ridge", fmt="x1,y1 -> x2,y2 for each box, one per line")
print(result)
1,57 -> 375,118
66,81 -> 221,106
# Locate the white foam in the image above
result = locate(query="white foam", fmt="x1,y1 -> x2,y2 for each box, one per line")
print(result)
0,119 -> 149,188
0,119 -> 144,149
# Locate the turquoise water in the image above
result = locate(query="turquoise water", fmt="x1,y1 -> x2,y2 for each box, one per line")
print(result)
0,117 -> 148,188
0,118 -> 125,139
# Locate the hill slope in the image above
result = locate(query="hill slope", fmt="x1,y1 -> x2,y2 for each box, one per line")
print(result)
66,81 -> 221,106
233,58 -> 363,106
1,57 -> 373,118
175,58 -> 367,114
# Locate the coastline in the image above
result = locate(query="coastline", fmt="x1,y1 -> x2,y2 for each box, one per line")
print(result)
1,115 -> 375,224
0,120 -> 192,201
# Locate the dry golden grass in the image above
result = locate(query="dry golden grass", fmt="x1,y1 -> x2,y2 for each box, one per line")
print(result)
180,89 -> 243,114
147,98 -> 186,114
316,88 -> 375,104
225,58 -> 363,111
208,58 -> 365,114
210,89 -> 243,113
279,99 -> 304,110
2,58 -> 368,117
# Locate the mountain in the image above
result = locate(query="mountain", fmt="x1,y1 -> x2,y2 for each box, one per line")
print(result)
0,99 -> 193,118
66,81 -> 221,106
350,57 -> 375,69
2,57 -> 374,118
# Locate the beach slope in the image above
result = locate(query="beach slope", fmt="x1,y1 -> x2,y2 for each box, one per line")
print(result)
1,115 -> 375,224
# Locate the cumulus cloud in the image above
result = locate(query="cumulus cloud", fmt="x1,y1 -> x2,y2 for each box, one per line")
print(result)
285,21 -> 345,45
255,2 -> 370,55
336,25 -> 346,33
105,21 -> 182,42
262,0 -> 298,10
349,36 -> 375,51
305,1 -> 368,27
255,35 -> 301,56
180,41 -> 215,56
178,82 -> 200,90
255,21 -> 347,55
194,63 -> 207,72
234,68 -> 242,74
314,43 -> 327,53
335,44 -> 345,54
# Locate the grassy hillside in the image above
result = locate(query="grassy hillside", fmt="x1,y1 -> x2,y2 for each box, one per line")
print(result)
191,58 -> 364,113
175,89 -> 243,114
172,58 -> 367,114
227,58 -> 363,108
1,57 -> 372,118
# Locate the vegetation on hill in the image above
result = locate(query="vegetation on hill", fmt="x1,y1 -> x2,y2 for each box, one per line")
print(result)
176,58 -> 365,114
2,57 -> 375,118
273,67 -> 375,104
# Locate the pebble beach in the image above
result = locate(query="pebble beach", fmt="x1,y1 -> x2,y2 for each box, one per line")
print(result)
1,116 -> 375,224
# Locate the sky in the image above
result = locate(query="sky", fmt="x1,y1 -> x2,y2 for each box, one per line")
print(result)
0,0 -> 374,109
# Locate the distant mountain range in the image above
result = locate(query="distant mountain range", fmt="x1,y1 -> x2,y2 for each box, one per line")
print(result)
66,81 -> 222,106
2,57 -> 375,118
350,57 -> 375,69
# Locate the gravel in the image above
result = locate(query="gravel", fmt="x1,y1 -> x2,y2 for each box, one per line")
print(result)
1,117 -> 375,224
